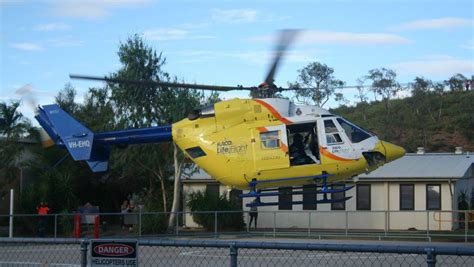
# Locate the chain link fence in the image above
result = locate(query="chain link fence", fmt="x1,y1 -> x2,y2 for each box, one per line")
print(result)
1,210 -> 473,242
0,238 -> 473,266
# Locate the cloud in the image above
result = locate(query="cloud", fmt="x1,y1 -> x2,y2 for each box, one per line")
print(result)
143,28 -> 215,41
389,17 -> 473,31
10,36 -> 84,52
47,35 -> 85,47
11,42 -> 43,51
34,22 -> 70,31
51,0 -> 151,19
169,49 -> 320,64
392,55 -> 474,77
211,8 -> 258,23
460,40 -> 474,50
249,30 -> 412,45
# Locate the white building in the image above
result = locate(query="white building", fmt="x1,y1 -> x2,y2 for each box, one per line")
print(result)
182,151 -> 474,231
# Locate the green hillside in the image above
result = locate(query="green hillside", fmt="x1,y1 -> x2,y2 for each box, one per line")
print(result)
331,90 -> 474,153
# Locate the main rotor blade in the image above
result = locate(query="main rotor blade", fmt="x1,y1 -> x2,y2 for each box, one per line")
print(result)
70,74 -> 255,92
264,29 -> 299,86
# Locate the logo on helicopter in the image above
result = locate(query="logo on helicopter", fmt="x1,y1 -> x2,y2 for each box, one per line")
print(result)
217,139 -> 248,155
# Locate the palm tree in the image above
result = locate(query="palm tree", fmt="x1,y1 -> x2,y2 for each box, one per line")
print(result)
0,101 -> 30,138
0,101 -> 32,177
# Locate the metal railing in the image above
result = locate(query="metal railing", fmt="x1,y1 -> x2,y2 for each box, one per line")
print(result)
0,237 -> 473,266
1,210 -> 473,242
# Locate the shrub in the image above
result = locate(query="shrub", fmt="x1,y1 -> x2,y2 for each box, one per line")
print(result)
187,190 -> 244,230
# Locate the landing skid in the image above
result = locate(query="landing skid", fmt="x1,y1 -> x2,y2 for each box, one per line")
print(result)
242,173 -> 353,207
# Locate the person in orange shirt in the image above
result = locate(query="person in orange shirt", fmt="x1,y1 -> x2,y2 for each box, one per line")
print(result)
36,202 -> 50,237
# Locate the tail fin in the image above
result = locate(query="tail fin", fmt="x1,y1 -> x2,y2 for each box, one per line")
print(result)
36,104 -> 94,161
36,104 -> 172,172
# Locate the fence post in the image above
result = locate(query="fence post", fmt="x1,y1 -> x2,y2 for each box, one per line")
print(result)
175,211 -> 179,236
384,211 -> 387,236
273,211 -> 276,238
465,211 -> 468,243
9,189 -> 13,238
80,240 -> 89,267
54,214 -> 58,238
345,211 -> 348,236
229,243 -> 238,267
387,210 -> 391,232
426,211 -> 430,241
425,248 -> 436,267
214,211 -> 218,238
138,208 -> 142,237
308,212 -> 311,237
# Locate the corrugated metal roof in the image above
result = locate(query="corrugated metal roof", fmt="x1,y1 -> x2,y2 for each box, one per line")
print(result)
359,153 -> 473,179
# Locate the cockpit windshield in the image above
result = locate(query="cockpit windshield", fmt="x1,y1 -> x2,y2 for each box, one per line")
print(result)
336,118 -> 373,143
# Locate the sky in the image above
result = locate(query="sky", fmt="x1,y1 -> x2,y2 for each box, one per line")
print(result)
1,0 -> 473,121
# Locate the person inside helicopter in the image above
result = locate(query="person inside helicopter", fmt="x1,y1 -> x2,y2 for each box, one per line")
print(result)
289,133 -> 315,166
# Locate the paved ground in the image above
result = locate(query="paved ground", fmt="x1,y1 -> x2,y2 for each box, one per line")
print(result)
1,238 -> 473,266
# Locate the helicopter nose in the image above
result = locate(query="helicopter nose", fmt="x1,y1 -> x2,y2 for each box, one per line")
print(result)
381,141 -> 406,162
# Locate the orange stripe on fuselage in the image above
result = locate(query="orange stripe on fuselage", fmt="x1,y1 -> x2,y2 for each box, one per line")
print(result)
256,127 -> 268,132
254,99 -> 292,125
319,147 -> 355,162
280,143 -> 289,153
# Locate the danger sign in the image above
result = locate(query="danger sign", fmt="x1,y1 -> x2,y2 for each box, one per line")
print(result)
91,240 -> 138,267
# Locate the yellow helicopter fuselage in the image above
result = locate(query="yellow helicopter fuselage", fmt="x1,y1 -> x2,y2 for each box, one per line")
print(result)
172,98 -> 405,190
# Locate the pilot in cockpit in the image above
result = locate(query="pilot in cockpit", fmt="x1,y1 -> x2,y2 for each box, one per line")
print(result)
290,133 -> 314,166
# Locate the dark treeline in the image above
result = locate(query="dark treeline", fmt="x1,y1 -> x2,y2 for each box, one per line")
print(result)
333,89 -> 474,153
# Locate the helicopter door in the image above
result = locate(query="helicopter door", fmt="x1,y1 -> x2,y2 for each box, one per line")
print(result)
287,122 -> 320,166
252,125 -> 289,171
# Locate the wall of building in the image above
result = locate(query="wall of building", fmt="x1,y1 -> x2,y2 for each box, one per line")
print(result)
183,180 -> 457,231
241,181 -> 454,231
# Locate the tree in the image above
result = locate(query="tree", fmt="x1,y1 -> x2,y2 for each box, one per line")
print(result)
410,77 -> 433,148
55,83 -> 79,114
105,35 -> 207,231
0,101 -> 30,138
289,62 -> 344,107
446,73 -> 467,92
366,68 -> 400,112
0,101 -> 31,183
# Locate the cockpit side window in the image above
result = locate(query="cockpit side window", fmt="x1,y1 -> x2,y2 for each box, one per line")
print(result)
324,119 -> 343,145
337,118 -> 372,143
260,131 -> 280,149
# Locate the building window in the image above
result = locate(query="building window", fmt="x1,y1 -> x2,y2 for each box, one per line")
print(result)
331,184 -> 346,210
356,184 -> 371,210
278,187 -> 292,210
302,185 -> 317,210
426,184 -> 441,210
206,184 -> 220,198
400,184 -> 414,210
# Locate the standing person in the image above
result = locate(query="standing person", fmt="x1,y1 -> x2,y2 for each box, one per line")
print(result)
249,200 -> 258,230
36,202 -> 50,237
121,200 -> 129,229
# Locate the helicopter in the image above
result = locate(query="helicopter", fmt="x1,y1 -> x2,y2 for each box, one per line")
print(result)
34,30 -> 405,207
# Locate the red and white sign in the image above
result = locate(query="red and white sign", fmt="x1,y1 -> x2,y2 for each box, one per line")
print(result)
91,240 -> 138,267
